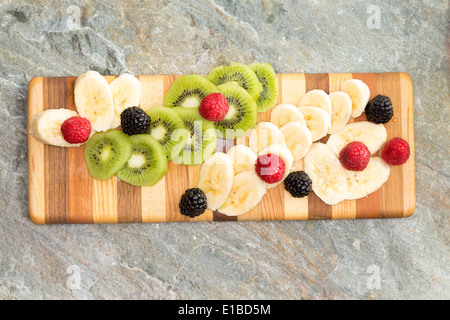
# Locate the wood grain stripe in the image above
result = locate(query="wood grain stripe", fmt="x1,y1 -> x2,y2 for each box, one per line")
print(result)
305,73 -> 332,220
28,77 -> 45,224
117,180 -> 142,223
378,73 -> 404,218
352,73 -> 381,219
44,77 -> 69,223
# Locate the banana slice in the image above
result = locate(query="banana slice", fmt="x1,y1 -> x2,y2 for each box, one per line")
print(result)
218,171 -> 267,216
74,70 -> 114,132
29,109 -> 86,147
304,143 -> 347,205
326,121 -> 387,155
298,106 -> 331,142
344,157 -> 390,200
299,89 -> 332,116
258,144 -> 294,189
249,122 -> 286,155
227,145 -> 257,176
198,152 -> 234,210
329,91 -> 352,134
270,103 -> 306,128
109,73 -> 142,128
280,122 -> 313,161
341,79 -> 370,118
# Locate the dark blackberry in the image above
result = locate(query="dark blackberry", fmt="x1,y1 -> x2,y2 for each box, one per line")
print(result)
365,95 -> 393,124
284,171 -> 312,198
179,188 -> 207,218
120,107 -> 151,135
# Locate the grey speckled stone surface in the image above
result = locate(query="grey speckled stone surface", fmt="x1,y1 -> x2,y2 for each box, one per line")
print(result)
0,0 -> 448,300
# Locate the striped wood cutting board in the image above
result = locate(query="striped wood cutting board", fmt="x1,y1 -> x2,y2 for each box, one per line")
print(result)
27,72 -> 415,224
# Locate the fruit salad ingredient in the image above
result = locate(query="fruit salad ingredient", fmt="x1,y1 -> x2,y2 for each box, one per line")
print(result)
280,121 -> 313,161
120,106 -> 151,135
340,79 -> 371,118
326,121 -> 387,155
109,73 -> 142,128
29,109 -> 86,147
255,153 -> 286,184
249,122 -> 286,155
299,89 -> 332,116
270,103 -> 306,128
179,188 -> 208,218
248,62 -> 279,112
284,171 -> 312,198
226,145 -> 257,176
339,141 -> 371,171
381,137 -> 410,165
199,92 -> 229,121
258,144 -> 294,189
115,134 -> 168,186
61,116 -> 92,144
218,171 -> 267,216
74,70 -> 114,132
84,130 -> 132,180
304,143 -> 347,205
197,152 -> 234,211
328,91 -> 352,134
365,95 -> 394,124
298,106 -> 331,141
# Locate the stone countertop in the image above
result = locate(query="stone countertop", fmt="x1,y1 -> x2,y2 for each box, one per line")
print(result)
0,0 -> 448,299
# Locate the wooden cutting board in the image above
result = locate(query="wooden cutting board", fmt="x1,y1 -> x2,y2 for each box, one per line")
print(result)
27,72 -> 415,224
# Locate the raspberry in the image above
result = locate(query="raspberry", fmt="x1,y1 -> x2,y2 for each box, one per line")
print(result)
199,93 -> 229,121
382,137 -> 410,165
255,154 -> 285,184
61,116 -> 91,144
339,141 -> 370,171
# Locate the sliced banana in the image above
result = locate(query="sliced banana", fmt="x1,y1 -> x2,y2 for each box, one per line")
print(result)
227,145 -> 257,176
299,89 -> 332,116
329,91 -> 352,134
341,79 -> 370,118
304,143 -> 347,205
270,103 -> 306,128
298,106 -> 331,142
326,121 -> 387,155
29,109 -> 85,147
258,144 -> 294,189
218,171 -> 267,216
280,122 -> 313,161
249,122 -> 286,155
74,70 -> 114,132
344,157 -> 390,200
198,152 -> 234,211
109,73 -> 141,128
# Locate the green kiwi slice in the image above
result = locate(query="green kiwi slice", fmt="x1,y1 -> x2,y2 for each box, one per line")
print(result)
163,75 -> 218,110
249,63 -> 279,113
116,134 -> 168,187
172,107 -> 217,165
213,82 -> 257,139
84,130 -> 132,180
206,62 -> 262,101
145,106 -> 187,161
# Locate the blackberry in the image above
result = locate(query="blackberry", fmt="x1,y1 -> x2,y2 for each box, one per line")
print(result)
179,188 -> 207,218
284,171 -> 312,198
365,95 -> 393,124
120,107 -> 151,135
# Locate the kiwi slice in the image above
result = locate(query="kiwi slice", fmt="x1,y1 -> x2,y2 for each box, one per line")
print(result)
84,130 -> 132,180
172,107 -> 217,165
213,82 -> 257,139
249,63 -> 279,113
116,134 -> 168,187
163,75 -> 218,110
145,106 -> 187,161
206,62 -> 262,101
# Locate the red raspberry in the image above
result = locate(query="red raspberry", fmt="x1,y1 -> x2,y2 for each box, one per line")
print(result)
339,141 -> 370,171
61,116 -> 91,144
199,93 -> 229,121
255,153 -> 285,184
382,137 -> 410,165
